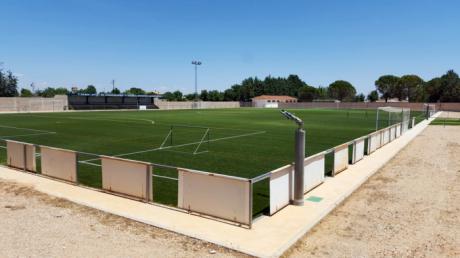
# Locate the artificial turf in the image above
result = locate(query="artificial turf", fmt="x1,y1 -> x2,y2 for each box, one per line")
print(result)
0,108 -> 424,216
430,117 -> 460,125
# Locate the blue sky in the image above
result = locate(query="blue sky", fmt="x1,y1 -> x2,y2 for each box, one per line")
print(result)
1,0 -> 459,94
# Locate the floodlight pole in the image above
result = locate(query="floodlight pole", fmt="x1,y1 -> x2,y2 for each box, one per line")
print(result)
280,110 -> 305,206
191,61 -> 202,102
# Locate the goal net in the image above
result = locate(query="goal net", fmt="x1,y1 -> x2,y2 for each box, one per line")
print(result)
376,107 -> 411,131
159,125 -> 210,155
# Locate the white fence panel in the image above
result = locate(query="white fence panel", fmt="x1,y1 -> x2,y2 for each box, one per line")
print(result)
396,123 -> 401,138
178,168 -> 252,225
352,138 -> 365,164
101,156 -> 152,200
41,146 -> 77,182
382,129 -> 390,145
333,144 -> 348,176
304,152 -> 325,192
390,126 -> 396,141
368,132 -> 381,154
269,165 -> 292,215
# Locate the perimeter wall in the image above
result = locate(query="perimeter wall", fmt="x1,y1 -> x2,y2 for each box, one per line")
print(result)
154,100 -> 241,110
279,102 -> 460,111
0,95 -> 68,112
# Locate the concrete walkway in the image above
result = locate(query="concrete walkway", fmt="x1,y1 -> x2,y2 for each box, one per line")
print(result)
0,115 -> 437,258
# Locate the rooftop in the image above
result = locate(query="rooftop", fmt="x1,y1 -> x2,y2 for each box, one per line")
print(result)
252,95 -> 298,100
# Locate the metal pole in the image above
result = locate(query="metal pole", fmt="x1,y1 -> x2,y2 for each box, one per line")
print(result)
195,64 -> 198,102
388,112 -> 391,127
375,109 -> 379,131
293,128 -> 305,206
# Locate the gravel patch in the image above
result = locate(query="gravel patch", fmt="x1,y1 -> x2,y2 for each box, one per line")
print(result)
0,180 -> 248,257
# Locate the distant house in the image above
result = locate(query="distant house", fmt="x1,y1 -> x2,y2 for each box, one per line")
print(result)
376,98 -> 408,103
252,95 -> 298,108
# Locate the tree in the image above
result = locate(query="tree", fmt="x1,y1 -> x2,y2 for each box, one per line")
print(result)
439,70 -> 460,102
367,90 -> 379,102
286,75 -> 305,97
111,88 -> 121,94
40,87 -> 56,97
162,91 -> 175,101
297,85 -> 317,102
223,87 -> 238,101
124,87 -> 145,95
316,86 -> 328,99
54,87 -> 69,95
375,75 -> 399,102
20,88 -> 33,97
398,75 -> 424,102
200,90 -> 209,101
173,90 -> 183,101
355,93 -> 365,102
78,85 -> 97,95
0,70 -> 19,97
185,93 -> 198,101
208,90 -> 224,101
328,80 -> 356,101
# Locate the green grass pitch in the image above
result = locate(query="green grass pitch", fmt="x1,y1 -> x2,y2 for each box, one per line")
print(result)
0,108 -> 424,216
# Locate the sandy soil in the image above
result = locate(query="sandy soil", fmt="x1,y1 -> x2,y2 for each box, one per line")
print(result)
285,125 -> 460,258
0,181 -> 247,257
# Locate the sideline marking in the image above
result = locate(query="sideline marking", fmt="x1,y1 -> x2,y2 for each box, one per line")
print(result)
0,132 -> 56,139
0,125 -> 55,133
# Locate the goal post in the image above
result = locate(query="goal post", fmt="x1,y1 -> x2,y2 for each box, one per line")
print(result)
159,125 -> 211,154
376,106 -> 410,131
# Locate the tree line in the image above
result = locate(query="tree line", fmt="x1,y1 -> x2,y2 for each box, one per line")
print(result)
163,70 -> 460,103
2,68 -> 460,102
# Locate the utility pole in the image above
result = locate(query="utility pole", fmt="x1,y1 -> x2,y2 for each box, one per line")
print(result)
191,61 -> 202,101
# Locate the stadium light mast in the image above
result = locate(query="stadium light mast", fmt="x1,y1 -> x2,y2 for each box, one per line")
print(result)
280,110 -> 305,206
191,61 -> 202,101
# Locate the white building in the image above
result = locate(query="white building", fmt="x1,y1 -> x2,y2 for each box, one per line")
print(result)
252,95 -> 298,108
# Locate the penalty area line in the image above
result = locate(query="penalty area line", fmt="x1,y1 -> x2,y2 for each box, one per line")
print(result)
81,130 -> 266,162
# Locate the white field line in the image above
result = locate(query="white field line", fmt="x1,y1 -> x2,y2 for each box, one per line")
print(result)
0,125 -> 55,133
0,131 -> 57,139
152,174 -> 178,181
81,130 -> 266,163
79,160 -> 101,167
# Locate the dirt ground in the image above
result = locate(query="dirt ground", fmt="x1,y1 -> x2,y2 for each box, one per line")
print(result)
0,181 -> 247,257
0,125 -> 459,257
285,125 -> 460,258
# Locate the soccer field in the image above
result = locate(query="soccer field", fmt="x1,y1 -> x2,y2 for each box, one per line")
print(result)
0,108 -> 424,215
